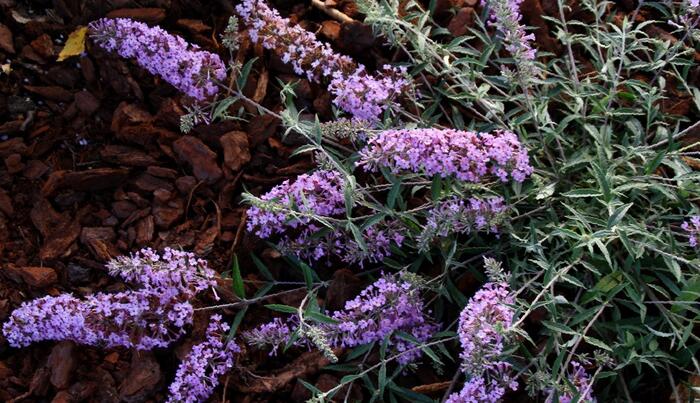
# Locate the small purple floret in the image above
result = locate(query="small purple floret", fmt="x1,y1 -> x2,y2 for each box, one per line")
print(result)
682,216 -> 700,248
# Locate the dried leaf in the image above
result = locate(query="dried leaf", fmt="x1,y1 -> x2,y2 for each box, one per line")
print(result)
57,26 -> 87,62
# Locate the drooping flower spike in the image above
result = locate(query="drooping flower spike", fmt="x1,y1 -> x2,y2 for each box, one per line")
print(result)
244,273 -> 438,364
89,18 -> 226,100
235,0 -> 409,121
166,315 -> 240,403
245,170 -> 405,265
546,361 -> 597,403
447,281 -> 519,402
417,196 -> 507,251
3,248 -> 217,350
486,0 -> 538,84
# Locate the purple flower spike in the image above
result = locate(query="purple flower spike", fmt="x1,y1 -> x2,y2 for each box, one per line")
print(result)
448,281 -> 519,402
167,315 -> 240,403
244,273 -> 438,365
486,0 -> 538,83
682,216 -> 700,248
107,247 -> 217,298
246,170 -> 346,239
3,248 -> 216,350
235,0 -> 409,121
89,18 -> 226,100
546,361 -> 596,403
446,366 -> 515,403
418,197 -> 507,250
329,273 -> 438,364
457,282 -> 514,375
3,290 -> 194,350
358,128 -> 533,183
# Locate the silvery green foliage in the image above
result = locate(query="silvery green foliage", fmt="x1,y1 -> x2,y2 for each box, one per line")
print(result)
235,0 -> 700,400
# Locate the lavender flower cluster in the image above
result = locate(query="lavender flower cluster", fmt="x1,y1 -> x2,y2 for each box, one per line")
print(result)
357,128 -> 533,182
89,18 -> 226,100
244,273 -> 438,364
546,361 -> 596,403
682,216 -> 700,247
246,170 -> 346,238
486,0 -> 538,84
107,247 -> 216,297
246,170 -> 405,265
3,290 -> 193,350
277,221 -> 406,266
235,0 -> 409,121
417,197 -> 506,250
3,248 -> 215,350
167,315 -> 240,403
447,281 -> 518,402
445,363 -> 517,403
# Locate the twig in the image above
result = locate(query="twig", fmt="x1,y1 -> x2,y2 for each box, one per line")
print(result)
648,120 -> 700,149
310,0 -> 354,24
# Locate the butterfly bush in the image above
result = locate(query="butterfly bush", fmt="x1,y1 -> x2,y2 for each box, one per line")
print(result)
546,361 -> 596,403
357,128 -> 533,182
235,0 -> 409,121
3,248 -> 215,350
486,0 -> 538,84
246,170 -> 404,264
88,18 -> 226,100
418,197 -> 507,251
682,216 -> 700,247
244,273 -> 438,364
167,315 -> 240,403
447,281 -> 518,402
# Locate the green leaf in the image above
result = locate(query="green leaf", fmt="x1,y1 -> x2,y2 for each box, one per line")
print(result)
299,261 -> 315,290
227,306 -> 248,340
251,253 -> 273,281
236,57 -> 258,90
231,254 -> 245,299
265,304 -> 298,314
306,311 -> 339,324
387,384 -> 434,403
594,271 -> 624,293
607,203 -> 633,228
431,176 -> 442,200
584,335 -> 613,351
672,276 -> 700,314
344,176 -> 356,218
644,150 -> 666,175
542,321 -> 577,335
562,189 -> 603,198
387,181 -> 401,209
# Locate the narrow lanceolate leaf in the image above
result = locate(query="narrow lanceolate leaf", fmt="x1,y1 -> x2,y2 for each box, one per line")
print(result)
265,304 -> 298,314
562,188 -> 603,198
231,254 -> 245,299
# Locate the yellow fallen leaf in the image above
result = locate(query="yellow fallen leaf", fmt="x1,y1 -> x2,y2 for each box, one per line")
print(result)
57,26 -> 87,62
0,63 -> 10,75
